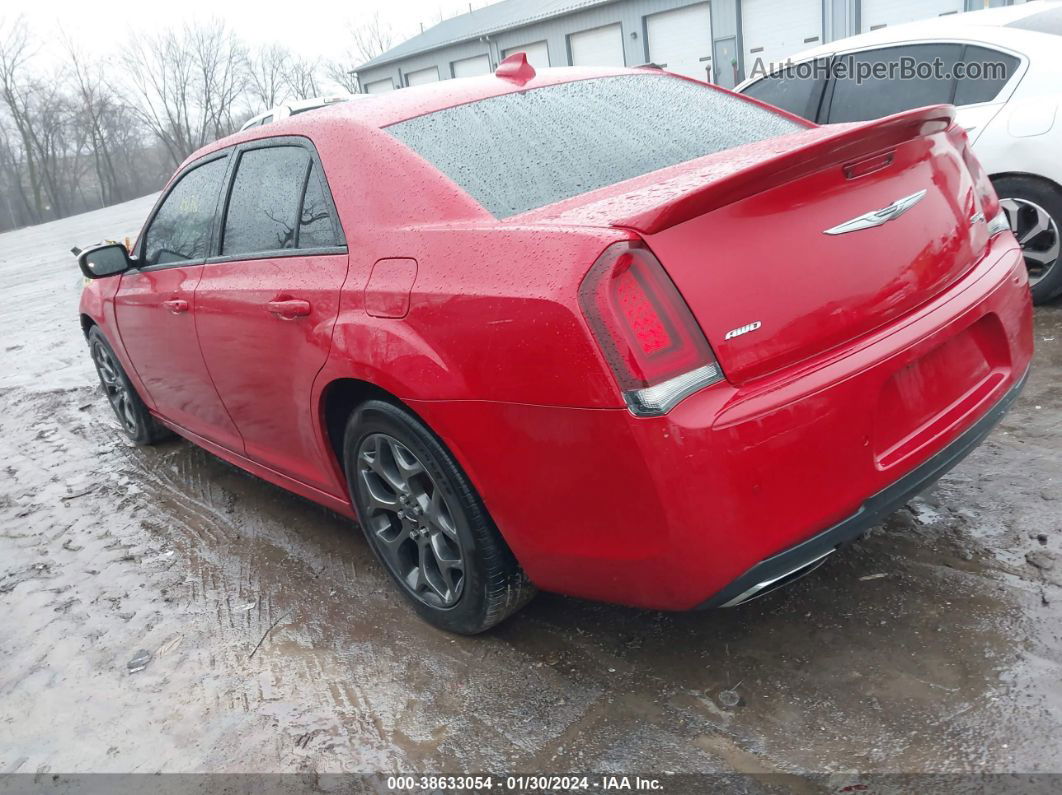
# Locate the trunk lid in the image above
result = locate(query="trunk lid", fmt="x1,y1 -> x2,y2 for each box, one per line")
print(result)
529,106 -> 991,385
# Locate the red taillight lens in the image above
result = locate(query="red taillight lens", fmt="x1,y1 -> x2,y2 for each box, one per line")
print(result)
579,241 -> 722,415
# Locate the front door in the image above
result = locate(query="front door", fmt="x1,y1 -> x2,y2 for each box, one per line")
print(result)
194,142 -> 349,492
115,153 -> 244,452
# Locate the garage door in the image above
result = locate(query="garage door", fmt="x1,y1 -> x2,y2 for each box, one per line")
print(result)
646,3 -> 712,81
741,0 -> 821,72
861,0 -> 965,32
502,40 -> 550,70
405,66 -> 440,87
452,54 -> 492,78
363,77 -> 394,94
569,23 -> 625,67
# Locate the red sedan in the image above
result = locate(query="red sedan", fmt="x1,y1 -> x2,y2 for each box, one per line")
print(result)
78,56 -> 1033,633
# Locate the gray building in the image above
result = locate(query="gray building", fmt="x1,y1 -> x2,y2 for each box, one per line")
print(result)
355,0 -> 1025,93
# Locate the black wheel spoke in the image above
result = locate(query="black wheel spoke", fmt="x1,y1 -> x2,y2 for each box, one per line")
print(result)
91,340 -> 139,437
355,432 -> 465,608
426,487 -> 458,540
1001,197 -> 1060,286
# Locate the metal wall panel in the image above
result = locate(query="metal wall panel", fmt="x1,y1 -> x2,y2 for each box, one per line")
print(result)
356,0 -> 746,89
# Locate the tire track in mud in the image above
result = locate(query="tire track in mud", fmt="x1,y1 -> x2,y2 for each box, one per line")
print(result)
0,385 -> 399,771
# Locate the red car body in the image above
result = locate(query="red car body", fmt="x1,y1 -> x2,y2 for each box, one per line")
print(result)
80,64 -> 1033,612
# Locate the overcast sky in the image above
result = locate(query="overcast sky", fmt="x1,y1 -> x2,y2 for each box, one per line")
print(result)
7,0 -> 501,64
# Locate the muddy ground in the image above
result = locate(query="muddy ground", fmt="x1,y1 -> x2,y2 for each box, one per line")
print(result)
1,196 -> 1060,780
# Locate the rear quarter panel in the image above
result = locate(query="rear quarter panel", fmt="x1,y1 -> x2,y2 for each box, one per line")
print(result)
313,123 -> 624,408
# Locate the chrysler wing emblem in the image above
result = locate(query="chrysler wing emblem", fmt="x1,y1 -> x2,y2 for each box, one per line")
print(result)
823,189 -> 928,235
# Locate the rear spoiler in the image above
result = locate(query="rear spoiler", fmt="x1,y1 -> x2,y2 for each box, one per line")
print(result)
612,105 -> 957,235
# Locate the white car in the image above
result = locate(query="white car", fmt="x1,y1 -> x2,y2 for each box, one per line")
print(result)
737,1 -> 1062,303
239,95 -> 361,131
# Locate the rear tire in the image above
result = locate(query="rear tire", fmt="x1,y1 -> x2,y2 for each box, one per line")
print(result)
343,399 -> 535,634
87,327 -> 171,446
991,175 -> 1062,304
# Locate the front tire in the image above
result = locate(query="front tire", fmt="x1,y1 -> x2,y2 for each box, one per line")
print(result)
87,327 -> 171,445
343,400 -> 535,634
992,176 -> 1062,304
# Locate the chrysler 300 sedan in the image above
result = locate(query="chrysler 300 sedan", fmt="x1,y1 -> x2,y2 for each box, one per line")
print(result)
77,55 -> 1033,633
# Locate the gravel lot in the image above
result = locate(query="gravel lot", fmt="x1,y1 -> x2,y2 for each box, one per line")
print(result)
1,196 -> 1060,780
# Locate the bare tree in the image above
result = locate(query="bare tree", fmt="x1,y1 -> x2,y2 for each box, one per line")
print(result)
64,33 -> 123,205
121,20 -> 246,168
246,43 -> 290,110
323,59 -> 359,94
0,118 -> 31,228
285,55 -> 323,100
0,16 -> 45,222
2,12 -> 401,232
350,12 -> 395,65
189,22 -> 247,141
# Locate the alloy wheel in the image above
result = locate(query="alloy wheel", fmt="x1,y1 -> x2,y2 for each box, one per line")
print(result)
91,341 -> 138,436
1001,197 -> 1061,287
355,433 -> 465,608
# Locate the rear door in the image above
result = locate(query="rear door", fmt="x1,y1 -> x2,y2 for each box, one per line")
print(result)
115,152 -> 244,451
194,139 -> 349,491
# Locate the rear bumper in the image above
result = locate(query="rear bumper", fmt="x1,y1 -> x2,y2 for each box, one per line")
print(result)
412,237 -> 1034,611
697,365 -> 1028,609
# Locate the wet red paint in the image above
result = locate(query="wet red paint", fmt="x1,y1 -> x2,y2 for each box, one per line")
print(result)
80,67 -> 1034,610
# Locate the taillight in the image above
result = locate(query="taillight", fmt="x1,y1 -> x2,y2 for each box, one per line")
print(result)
578,241 -> 723,416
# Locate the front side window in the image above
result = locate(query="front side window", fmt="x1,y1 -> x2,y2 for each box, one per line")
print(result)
387,74 -> 802,218
142,157 -> 228,267
222,146 -> 312,255
827,44 -> 963,123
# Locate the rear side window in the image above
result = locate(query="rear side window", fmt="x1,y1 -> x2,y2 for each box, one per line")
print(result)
223,146 -> 310,254
742,60 -> 828,121
954,46 -> 1020,106
297,163 -> 341,248
387,74 -> 802,218
143,157 -> 227,267
827,44 -> 963,123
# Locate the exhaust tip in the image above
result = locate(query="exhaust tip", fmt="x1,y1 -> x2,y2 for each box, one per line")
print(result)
720,549 -> 835,608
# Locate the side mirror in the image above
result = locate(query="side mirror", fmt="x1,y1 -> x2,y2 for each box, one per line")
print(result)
78,242 -> 133,279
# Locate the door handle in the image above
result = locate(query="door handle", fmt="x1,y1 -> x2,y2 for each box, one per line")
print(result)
267,299 -> 311,319
163,298 -> 189,314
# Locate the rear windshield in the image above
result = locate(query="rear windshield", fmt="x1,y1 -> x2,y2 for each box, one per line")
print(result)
386,74 -> 803,218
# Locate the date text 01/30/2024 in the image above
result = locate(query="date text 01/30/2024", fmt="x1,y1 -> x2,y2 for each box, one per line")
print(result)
385,775 -> 665,791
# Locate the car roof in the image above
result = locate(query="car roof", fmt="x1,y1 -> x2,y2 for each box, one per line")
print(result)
737,0 -> 1062,87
